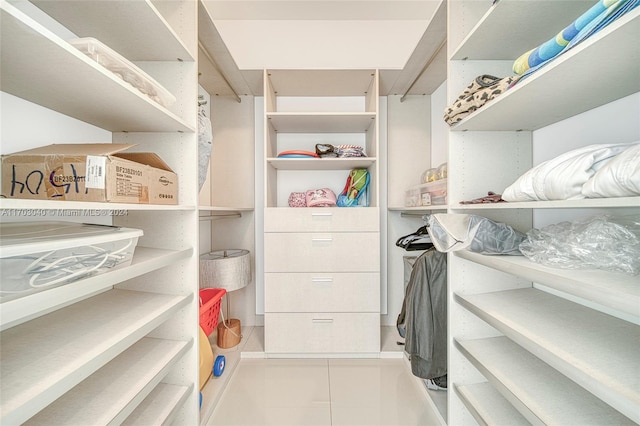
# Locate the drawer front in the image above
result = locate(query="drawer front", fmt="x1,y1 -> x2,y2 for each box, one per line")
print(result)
264,207 -> 379,233
265,313 -> 380,354
265,273 -> 380,312
264,232 -> 380,272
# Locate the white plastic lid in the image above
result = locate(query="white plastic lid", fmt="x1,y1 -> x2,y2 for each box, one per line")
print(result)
0,222 -> 143,258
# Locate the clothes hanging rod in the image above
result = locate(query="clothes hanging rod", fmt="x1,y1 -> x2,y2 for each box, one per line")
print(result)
399,210 -> 444,218
400,38 -> 447,103
198,40 -> 241,103
400,212 -> 428,218
199,213 -> 242,221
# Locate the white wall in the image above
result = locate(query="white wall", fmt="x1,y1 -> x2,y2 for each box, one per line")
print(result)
205,95 -> 259,327
1,92 -> 111,151
384,86 -> 448,327
430,80 -> 448,167
384,94 -> 431,326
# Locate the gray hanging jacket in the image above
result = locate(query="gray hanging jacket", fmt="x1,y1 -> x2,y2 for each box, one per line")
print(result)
397,248 -> 447,379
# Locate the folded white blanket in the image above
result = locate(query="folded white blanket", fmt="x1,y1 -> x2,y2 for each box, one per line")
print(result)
502,143 -> 635,201
582,142 -> 640,198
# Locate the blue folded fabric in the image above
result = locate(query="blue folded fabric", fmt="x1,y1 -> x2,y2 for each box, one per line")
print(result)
514,0 -> 638,83
513,0 -> 635,75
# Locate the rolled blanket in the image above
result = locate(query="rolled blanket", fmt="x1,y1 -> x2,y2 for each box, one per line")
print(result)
513,0 -> 623,75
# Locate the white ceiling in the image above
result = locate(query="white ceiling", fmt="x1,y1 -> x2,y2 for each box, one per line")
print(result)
202,1 -> 442,70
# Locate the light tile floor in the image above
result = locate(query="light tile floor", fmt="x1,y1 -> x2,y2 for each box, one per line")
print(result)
206,358 -> 443,426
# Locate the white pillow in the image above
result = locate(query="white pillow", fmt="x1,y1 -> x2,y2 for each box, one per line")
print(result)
502,143 -> 634,201
582,142 -> 640,198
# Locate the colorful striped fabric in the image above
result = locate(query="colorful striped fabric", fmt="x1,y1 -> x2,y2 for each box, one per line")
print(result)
513,0 -> 629,75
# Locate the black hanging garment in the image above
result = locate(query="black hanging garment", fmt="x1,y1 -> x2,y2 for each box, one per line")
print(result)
397,248 -> 447,380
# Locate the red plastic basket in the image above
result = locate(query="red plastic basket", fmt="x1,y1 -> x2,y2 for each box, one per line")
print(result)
199,288 -> 226,337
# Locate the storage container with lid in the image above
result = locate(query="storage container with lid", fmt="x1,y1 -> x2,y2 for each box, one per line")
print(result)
0,221 -> 142,302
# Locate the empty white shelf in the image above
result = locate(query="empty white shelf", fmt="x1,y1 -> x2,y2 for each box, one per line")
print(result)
25,337 -> 191,425
1,247 -> 193,331
455,337 -> 635,425
450,196 -> 640,210
454,251 -> 640,320
0,2 -> 193,133
454,382 -> 529,426
267,157 -> 376,171
455,288 -> 640,423
452,8 -> 640,131
30,0 -> 193,61
451,0 -> 595,60
267,112 -> 376,133
0,289 -> 192,425
122,383 -> 191,426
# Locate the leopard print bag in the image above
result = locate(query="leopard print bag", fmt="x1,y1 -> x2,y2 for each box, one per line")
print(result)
444,74 -> 520,126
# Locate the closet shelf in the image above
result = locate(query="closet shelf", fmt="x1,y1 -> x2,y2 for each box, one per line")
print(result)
451,8 -> 640,131
455,337 -> 635,425
449,196 -> 640,210
454,251 -> 640,319
30,0 -> 194,61
455,288 -> 640,423
451,0 -> 595,60
123,382 -> 192,426
1,247 -> 193,331
453,383 -> 529,425
0,289 -> 192,425
0,2 -> 194,133
0,198 -> 197,211
267,112 -> 376,133
266,69 -> 376,97
24,337 -> 192,425
267,157 -> 376,171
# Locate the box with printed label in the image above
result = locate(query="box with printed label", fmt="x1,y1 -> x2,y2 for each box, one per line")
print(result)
1,144 -> 177,204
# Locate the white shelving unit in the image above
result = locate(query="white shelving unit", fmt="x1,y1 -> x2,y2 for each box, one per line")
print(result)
446,1 -> 640,424
0,1 -> 199,424
262,69 -> 381,356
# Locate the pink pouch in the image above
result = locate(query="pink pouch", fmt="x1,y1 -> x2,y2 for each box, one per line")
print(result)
288,192 -> 307,207
305,188 -> 337,207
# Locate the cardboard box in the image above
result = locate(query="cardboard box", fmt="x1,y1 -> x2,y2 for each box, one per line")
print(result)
1,144 -> 177,204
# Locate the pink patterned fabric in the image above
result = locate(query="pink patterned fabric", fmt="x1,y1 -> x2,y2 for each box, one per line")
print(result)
288,192 -> 307,207
305,188 -> 337,207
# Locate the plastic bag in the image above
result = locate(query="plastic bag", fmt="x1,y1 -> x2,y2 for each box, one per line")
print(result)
426,214 -> 526,255
520,215 -> 640,275
197,107 -> 213,191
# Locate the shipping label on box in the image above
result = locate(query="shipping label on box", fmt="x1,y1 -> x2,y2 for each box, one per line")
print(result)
1,144 -> 177,204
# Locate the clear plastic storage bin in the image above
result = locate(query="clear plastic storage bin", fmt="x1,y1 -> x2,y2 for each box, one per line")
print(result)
69,37 -> 176,108
405,179 -> 448,206
0,222 -> 142,302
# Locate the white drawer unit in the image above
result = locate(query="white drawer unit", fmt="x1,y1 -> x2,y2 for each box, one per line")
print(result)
264,207 -> 379,233
264,313 -> 380,354
264,232 -> 380,273
265,272 -> 380,313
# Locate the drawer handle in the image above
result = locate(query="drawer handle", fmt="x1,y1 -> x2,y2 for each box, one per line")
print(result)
312,238 -> 333,242
312,319 -> 334,324
311,212 -> 333,217
311,278 -> 333,283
